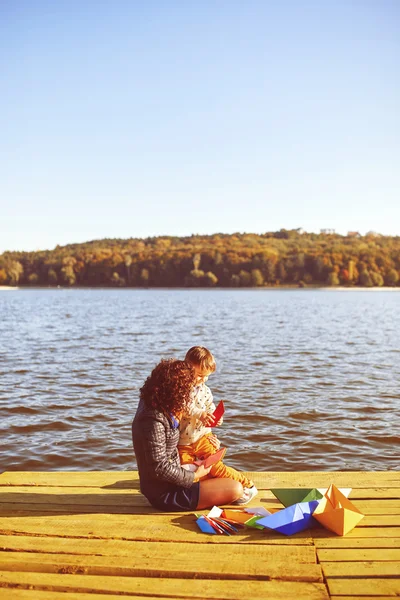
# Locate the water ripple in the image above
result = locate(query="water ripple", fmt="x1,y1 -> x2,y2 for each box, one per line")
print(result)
1,288 -> 399,472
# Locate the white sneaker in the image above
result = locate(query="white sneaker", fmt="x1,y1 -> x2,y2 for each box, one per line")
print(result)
232,485 -> 258,506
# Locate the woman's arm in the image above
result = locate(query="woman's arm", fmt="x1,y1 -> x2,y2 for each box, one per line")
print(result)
140,417 -> 195,488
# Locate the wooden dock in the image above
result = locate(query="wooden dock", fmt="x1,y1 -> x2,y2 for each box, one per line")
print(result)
0,471 -> 399,599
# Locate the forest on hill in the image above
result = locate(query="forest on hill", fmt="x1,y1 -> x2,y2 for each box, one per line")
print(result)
1,230 -> 400,288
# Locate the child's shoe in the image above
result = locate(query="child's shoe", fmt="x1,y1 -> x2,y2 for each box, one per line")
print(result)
232,485 -> 258,506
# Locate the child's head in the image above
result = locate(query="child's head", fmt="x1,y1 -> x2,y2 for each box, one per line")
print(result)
185,346 -> 216,383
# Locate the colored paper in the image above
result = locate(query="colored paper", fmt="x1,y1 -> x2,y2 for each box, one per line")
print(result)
256,501 -> 320,535
317,487 -> 352,498
196,516 -> 217,534
194,447 -> 226,468
244,507 -> 271,517
196,506 -> 240,535
208,506 -> 223,519
210,400 -> 225,427
271,488 -> 324,507
313,484 -> 364,536
244,515 -> 266,530
223,509 -> 255,524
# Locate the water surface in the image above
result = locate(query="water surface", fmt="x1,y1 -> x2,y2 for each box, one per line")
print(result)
1,288 -> 399,472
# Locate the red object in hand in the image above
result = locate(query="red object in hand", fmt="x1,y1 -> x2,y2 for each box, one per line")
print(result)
210,400 -> 225,427
194,447 -> 227,468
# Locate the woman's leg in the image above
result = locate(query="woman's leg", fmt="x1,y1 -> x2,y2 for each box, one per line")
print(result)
196,477 -> 243,509
194,435 -> 253,487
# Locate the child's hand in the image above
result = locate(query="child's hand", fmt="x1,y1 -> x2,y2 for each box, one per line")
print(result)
214,416 -> 223,427
193,464 -> 212,481
199,411 -> 215,426
208,434 -> 221,450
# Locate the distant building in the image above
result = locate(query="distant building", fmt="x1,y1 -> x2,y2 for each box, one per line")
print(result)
295,228 -> 305,234
320,228 -> 335,234
347,231 -> 361,238
366,231 -> 381,237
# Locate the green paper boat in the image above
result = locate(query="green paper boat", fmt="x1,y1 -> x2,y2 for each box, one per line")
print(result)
244,515 -> 265,529
271,488 -> 324,507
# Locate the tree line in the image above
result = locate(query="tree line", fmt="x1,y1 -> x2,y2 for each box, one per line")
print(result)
1,230 -> 400,288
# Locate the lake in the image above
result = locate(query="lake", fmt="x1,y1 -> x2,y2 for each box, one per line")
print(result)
1,288 -> 399,472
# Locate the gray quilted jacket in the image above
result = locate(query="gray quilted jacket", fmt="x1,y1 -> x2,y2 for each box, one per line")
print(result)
132,398 -> 195,501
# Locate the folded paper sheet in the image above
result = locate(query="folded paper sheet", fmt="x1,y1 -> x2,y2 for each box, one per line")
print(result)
196,506 -> 241,535
194,447 -> 226,468
223,509 -> 256,525
271,488 -> 324,506
256,501 -> 320,535
210,400 -> 225,427
196,515 -> 218,534
271,487 -> 352,507
312,484 -> 364,536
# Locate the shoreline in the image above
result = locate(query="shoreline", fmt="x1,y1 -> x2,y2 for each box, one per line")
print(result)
1,285 -> 400,292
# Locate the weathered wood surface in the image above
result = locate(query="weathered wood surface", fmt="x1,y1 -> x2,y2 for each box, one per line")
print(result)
0,470 -> 398,599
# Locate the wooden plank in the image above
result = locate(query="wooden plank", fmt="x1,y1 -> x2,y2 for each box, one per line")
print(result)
316,538 -> 400,549
323,561 -> 400,577
0,514 -> 314,544
0,501 -> 397,519
0,535 -> 317,562
0,592 -> 166,600
0,509 -> 398,527
312,527 -> 400,538
343,488 -> 400,500
0,513 -> 397,541
327,578 -> 400,596
0,571 -> 330,599
0,472 -> 140,488
318,548 -> 400,561
1,489 -> 398,513
0,550 -> 323,582
1,471 -> 399,488
249,472 -> 400,488
357,515 -> 400,526
331,597 -> 397,600
351,500 -> 400,515
330,598 -> 396,600
0,487 -> 144,500
0,503 -> 152,516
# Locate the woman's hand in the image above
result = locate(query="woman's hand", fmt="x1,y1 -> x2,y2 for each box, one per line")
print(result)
199,411 -> 215,427
193,464 -> 212,481
208,434 -> 221,450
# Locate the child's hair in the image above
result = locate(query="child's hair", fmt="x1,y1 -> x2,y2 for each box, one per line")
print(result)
140,359 -> 196,413
185,346 -> 216,374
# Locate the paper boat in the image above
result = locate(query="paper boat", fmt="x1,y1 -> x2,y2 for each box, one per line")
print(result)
317,487 -> 352,498
270,488 -> 323,506
256,501 -> 320,535
312,484 -> 364,536
271,487 -> 352,507
244,514 -> 266,529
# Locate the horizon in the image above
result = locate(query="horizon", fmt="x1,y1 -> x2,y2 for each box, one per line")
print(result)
1,1 -> 399,254
1,226 -> 398,255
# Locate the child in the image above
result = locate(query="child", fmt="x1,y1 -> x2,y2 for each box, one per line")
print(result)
178,346 -> 258,505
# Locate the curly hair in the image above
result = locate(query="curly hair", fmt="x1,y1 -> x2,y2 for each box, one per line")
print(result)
140,359 -> 196,414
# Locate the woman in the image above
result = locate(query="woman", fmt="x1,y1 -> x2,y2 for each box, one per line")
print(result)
132,358 -> 243,511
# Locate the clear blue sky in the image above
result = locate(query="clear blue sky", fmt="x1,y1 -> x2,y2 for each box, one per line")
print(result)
1,0 -> 399,253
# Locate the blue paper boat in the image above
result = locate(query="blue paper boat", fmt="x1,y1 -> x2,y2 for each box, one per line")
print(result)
256,501 -> 320,535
